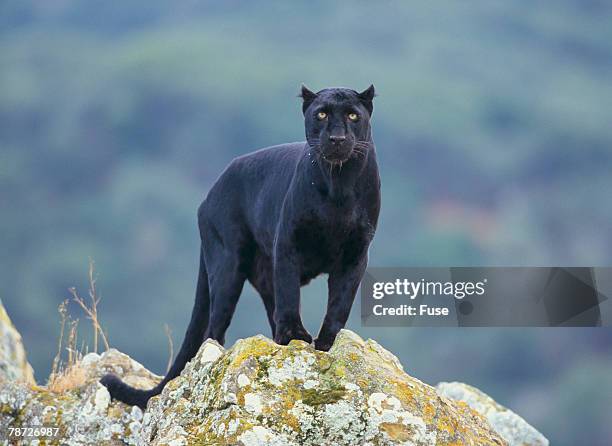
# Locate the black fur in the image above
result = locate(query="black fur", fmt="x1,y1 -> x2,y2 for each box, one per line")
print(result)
101,85 -> 381,409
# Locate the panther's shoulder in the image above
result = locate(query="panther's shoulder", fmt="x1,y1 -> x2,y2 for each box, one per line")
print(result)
239,142 -> 306,160
230,142 -> 307,169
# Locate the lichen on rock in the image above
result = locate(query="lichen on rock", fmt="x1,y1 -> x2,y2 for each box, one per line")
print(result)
436,382 -> 549,446
0,298 -> 548,446
142,330 -> 512,445
0,348 -> 161,445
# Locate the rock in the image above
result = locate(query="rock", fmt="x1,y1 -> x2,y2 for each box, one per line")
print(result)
0,349 -> 161,445
0,299 -> 34,385
142,330 -> 509,445
0,298 -> 547,446
436,382 -> 549,446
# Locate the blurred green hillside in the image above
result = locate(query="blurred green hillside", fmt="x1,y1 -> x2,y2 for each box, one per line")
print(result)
1,1 -> 611,444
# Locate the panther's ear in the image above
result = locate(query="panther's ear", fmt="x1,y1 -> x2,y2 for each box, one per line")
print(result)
300,84 -> 317,114
358,84 -> 376,115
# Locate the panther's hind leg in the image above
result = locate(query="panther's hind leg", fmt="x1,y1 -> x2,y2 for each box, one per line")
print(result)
201,227 -> 248,346
260,292 -> 276,338
248,253 -> 276,338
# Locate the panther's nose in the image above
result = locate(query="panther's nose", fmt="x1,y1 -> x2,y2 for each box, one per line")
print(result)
329,135 -> 346,144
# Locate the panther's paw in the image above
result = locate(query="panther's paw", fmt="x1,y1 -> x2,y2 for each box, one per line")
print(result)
314,337 -> 334,352
274,323 -> 313,345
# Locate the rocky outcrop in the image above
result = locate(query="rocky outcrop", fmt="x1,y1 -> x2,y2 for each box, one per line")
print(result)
143,330 -> 507,446
142,331 -> 508,445
0,299 -> 34,385
0,349 -> 161,445
436,382 -> 549,446
0,298 -> 548,445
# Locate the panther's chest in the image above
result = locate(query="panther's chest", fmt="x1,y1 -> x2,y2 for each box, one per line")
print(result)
292,207 -> 367,276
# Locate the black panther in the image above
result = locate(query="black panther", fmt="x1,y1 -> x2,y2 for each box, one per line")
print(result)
101,85 -> 381,408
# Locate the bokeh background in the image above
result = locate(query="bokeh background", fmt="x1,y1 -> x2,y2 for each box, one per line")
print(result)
1,1 -> 612,444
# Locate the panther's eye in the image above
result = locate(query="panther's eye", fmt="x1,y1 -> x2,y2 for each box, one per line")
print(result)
348,113 -> 359,122
317,112 -> 327,120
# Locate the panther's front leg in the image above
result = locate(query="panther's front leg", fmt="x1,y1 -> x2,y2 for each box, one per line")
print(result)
272,240 -> 312,345
315,254 -> 368,351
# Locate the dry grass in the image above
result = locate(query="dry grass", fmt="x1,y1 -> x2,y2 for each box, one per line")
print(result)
48,259 -> 110,392
69,259 -> 109,353
48,310 -> 87,392
50,299 -> 69,381
48,362 -> 88,393
47,259 -> 175,392
164,323 -> 174,374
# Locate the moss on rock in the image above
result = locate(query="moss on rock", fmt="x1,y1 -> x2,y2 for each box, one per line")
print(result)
0,349 -> 161,445
0,299 -> 547,446
142,331 -> 515,446
436,382 -> 549,446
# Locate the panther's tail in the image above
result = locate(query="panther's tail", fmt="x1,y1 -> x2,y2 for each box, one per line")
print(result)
100,248 -> 210,409
99,374 -> 160,409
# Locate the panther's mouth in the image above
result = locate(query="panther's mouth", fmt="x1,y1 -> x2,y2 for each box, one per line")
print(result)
323,153 -> 350,164
320,143 -> 355,164
322,152 -> 351,165
308,139 -> 366,166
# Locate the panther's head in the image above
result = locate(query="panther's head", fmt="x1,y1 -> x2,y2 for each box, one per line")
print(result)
301,85 -> 375,165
